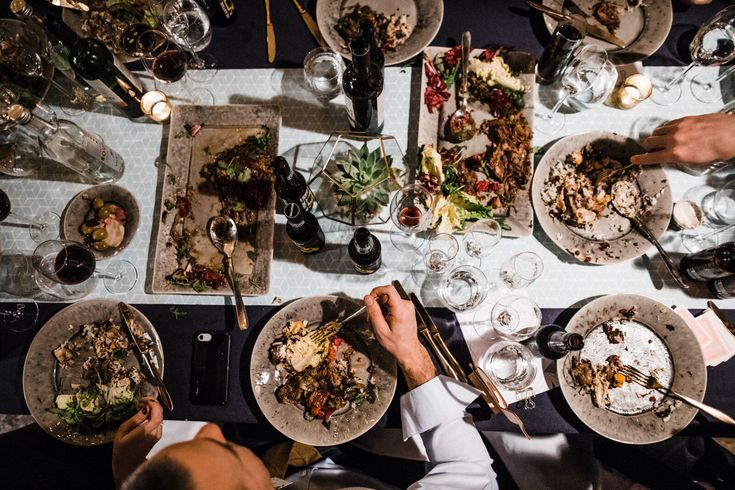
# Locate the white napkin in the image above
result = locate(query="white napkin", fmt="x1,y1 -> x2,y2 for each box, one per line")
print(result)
674,306 -> 735,367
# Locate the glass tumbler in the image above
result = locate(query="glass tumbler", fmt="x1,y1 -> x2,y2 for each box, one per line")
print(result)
304,48 -> 345,102
438,264 -> 489,313
499,252 -> 544,289
481,341 -> 537,392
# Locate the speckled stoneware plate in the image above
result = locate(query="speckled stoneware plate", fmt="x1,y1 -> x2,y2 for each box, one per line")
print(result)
150,104 -> 280,296
532,131 -> 672,265
541,0 -> 673,65
250,295 -> 397,446
316,0 -> 443,66
23,299 -> 164,446
418,47 -> 536,237
60,184 -> 140,260
558,294 -> 706,445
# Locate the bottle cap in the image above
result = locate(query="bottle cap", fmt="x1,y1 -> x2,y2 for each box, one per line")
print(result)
6,104 -> 31,124
284,202 -> 302,221
272,155 -> 289,172
354,227 -> 371,244
350,36 -> 369,57
567,333 -> 584,351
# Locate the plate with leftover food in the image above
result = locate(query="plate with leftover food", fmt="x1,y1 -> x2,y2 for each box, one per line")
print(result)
61,184 -> 139,259
316,0 -> 443,65
23,299 -> 164,445
558,293 -> 705,445
250,295 -> 397,446
541,0 -> 673,65
417,46 -> 535,236
150,104 -> 280,295
532,131 -> 672,264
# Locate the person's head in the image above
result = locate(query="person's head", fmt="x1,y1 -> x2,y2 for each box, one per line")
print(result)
122,438 -> 274,490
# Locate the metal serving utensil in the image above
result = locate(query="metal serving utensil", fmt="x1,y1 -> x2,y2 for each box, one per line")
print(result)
446,31 -> 477,142
208,216 -> 249,330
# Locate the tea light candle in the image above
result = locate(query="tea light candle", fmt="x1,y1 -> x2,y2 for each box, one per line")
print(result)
613,74 -> 653,109
140,91 -> 172,122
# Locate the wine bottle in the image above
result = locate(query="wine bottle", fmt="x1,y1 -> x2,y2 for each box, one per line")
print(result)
359,20 -> 384,71
680,242 -> 735,281
709,275 -> 735,299
348,227 -> 381,274
42,15 -> 145,119
343,36 -> 384,133
195,0 -> 237,27
284,202 -> 325,254
272,156 -> 314,210
524,324 -> 584,360
7,104 -> 124,183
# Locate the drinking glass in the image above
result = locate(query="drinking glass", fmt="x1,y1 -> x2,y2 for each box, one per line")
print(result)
424,233 -> 459,274
304,48 -> 345,102
481,341 -> 537,392
499,251 -> 543,289
0,300 -> 39,332
566,56 -> 617,110
702,180 -> 735,225
536,44 -> 609,134
389,183 -> 434,250
652,7 -> 735,106
0,188 -> 59,242
438,265 -> 489,313
691,65 -> 735,104
463,219 -> 502,265
488,295 -> 542,342
162,0 -> 218,82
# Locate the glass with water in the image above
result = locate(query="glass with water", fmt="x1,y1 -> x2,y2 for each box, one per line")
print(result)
304,48 -> 345,101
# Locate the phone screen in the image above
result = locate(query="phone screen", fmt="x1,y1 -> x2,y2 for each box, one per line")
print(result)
190,331 -> 231,405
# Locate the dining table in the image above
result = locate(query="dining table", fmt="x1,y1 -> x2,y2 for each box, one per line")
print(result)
1,0 -> 735,485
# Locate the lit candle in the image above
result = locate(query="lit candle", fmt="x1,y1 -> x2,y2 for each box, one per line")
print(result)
613,74 -> 653,109
140,91 -> 172,122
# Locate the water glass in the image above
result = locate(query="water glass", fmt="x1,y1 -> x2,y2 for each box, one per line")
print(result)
438,265 -> 489,313
162,0 -> 213,52
481,341 -> 537,392
463,219 -> 502,260
424,233 -> 459,274
304,48 -> 345,101
489,295 -> 542,341
0,301 -> 39,332
499,252 -> 543,289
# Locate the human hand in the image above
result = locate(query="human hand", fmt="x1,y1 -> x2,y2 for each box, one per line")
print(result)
631,113 -> 735,166
112,397 -> 163,488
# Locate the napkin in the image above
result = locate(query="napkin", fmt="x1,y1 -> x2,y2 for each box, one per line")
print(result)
674,306 -> 735,367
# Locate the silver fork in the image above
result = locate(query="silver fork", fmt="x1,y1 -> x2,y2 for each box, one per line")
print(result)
306,294 -> 389,344
620,365 -> 735,425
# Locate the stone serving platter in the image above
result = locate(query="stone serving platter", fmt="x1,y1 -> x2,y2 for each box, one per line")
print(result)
250,295 -> 397,446
23,299 -> 164,446
150,104 -> 280,296
418,47 -> 536,237
558,294 -> 706,445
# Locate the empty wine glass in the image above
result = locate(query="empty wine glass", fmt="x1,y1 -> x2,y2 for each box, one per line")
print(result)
499,251 -> 543,289
488,295 -> 542,342
389,183 -> 434,251
691,65 -> 735,103
0,188 -> 59,242
481,341 -> 537,392
536,44 -> 609,134
652,7 -> 735,106
438,264 -> 489,313
162,0 -> 217,82
424,233 -> 459,274
0,300 -> 39,332
463,219 -> 502,266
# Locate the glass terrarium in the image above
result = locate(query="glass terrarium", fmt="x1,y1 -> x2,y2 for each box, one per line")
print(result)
309,132 -> 406,226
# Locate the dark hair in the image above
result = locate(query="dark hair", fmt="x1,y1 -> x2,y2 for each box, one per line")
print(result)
122,456 -> 196,490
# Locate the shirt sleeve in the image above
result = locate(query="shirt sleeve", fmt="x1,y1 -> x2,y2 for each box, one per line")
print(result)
402,376 -> 499,490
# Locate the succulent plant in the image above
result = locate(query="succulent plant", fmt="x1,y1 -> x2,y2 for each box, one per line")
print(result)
332,144 -> 393,217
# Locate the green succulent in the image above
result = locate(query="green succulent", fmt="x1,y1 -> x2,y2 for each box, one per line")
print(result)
332,145 -> 393,217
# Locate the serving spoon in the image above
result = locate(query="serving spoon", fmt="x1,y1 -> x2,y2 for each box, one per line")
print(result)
611,181 -> 689,289
208,216 -> 249,330
445,31 -> 477,142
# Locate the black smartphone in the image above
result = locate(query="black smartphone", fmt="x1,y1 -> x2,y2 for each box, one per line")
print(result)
190,331 -> 231,405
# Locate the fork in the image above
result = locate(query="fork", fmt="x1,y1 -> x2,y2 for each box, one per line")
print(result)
620,365 -> 735,425
306,294 -> 389,344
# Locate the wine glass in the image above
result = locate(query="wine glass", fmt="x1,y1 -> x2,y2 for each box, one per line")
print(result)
438,264 -> 489,313
487,295 -> 542,342
480,341 -> 537,392
162,0 -> 218,82
389,183 -> 434,251
652,7 -> 735,106
0,300 -> 39,333
691,65 -> 735,103
462,219 -> 502,266
424,233 -> 459,274
0,188 -> 59,242
499,252 -> 543,290
536,44 -> 609,134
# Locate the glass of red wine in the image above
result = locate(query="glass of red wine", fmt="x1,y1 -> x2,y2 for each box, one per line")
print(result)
0,300 -> 39,333
0,188 -> 59,242
389,183 -> 434,251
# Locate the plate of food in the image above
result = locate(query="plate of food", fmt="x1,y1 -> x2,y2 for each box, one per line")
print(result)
61,184 -> 139,259
23,299 -> 164,445
417,46 -> 535,236
150,104 -> 280,295
558,293 -> 706,444
250,295 -> 397,446
532,131 -> 672,264
541,0 -> 673,65
316,0 -> 443,66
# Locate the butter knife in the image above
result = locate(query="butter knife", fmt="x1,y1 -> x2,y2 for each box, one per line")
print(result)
118,303 -> 174,412
265,0 -> 276,63
707,301 -> 735,339
527,1 -> 628,49
289,0 -> 327,47
48,0 -> 90,12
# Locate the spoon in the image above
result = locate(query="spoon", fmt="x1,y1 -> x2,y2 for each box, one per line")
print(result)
611,181 -> 689,289
446,31 -> 477,142
208,216 -> 249,330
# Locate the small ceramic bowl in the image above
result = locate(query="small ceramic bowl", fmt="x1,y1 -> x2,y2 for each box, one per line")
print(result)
61,184 -> 140,260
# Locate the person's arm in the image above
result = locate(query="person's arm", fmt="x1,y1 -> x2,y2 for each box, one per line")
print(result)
631,113 -> 735,166
112,398 -> 164,489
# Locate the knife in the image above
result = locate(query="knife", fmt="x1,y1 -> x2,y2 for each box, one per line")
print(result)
707,301 -> 735,339
473,363 -> 531,439
289,0 -> 327,47
265,0 -> 276,63
527,1 -> 628,49
118,303 -> 174,412
48,0 -> 90,12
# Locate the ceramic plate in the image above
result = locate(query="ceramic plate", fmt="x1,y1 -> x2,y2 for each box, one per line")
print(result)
532,131 -> 672,264
60,184 -> 140,260
418,47 -> 536,237
23,299 -> 164,446
541,0 -> 673,65
316,0 -> 443,66
557,294 -> 706,445
250,295 -> 397,446
150,104 -> 280,296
